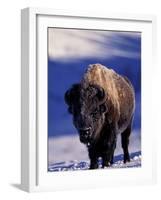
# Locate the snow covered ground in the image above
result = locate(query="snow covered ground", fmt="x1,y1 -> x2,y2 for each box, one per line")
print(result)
48,151 -> 141,172
48,130 -> 141,171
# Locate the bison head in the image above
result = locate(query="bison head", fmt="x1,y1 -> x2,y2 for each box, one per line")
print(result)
64,83 -> 108,145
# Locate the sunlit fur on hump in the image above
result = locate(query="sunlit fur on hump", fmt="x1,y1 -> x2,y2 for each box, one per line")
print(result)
81,64 -> 121,119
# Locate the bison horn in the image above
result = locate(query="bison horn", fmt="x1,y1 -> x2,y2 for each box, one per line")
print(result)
64,83 -> 80,105
89,84 -> 106,103
96,85 -> 105,101
64,89 -> 71,105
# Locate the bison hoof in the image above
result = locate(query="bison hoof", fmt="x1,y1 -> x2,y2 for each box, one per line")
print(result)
89,164 -> 98,169
102,162 -> 110,168
124,159 -> 130,164
110,160 -> 114,165
124,157 -> 130,163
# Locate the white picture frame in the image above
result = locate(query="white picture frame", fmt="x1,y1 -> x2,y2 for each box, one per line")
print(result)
21,7 -> 157,192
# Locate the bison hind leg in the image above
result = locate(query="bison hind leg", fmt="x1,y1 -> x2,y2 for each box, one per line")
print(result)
102,140 -> 117,168
102,152 -> 111,168
121,121 -> 132,163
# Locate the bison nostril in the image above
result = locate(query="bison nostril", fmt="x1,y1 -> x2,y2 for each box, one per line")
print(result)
79,127 -> 91,137
80,128 -> 91,133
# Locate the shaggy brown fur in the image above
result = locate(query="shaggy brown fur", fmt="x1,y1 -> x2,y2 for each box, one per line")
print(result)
82,64 -> 135,134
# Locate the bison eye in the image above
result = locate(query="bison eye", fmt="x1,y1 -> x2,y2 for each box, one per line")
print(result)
99,104 -> 107,113
91,110 -> 98,118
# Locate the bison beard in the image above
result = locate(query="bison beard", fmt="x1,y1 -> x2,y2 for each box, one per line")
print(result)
64,64 -> 135,169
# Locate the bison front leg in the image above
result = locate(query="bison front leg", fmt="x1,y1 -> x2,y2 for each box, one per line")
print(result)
90,158 -> 98,169
110,140 -> 117,165
88,148 -> 98,169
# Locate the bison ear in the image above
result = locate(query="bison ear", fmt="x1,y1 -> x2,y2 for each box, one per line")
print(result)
64,83 -> 80,105
99,103 -> 108,113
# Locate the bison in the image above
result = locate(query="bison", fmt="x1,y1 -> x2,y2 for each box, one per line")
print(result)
64,64 -> 135,169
